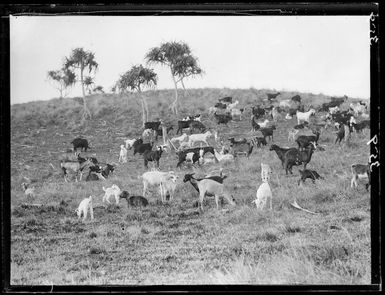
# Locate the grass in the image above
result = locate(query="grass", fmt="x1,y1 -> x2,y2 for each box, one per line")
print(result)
10,88 -> 371,285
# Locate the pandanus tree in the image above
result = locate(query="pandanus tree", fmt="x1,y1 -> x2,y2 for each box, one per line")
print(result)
64,48 -> 98,120
47,68 -> 76,98
115,65 -> 157,127
145,41 -> 203,115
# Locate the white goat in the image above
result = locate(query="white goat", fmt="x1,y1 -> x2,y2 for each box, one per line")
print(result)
257,119 -> 270,128
227,100 -> 239,110
75,195 -> 94,221
350,103 -> 366,116
279,99 -> 292,108
351,163 -> 370,190
188,131 -> 212,147
329,106 -> 340,114
125,138 -> 137,149
296,109 -> 316,125
213,149 -> 234,162
170,133 -> 188,145
118,145 -> 128,163
252,182 -> 272,210
21,182 -> 35,198
140,170 -> 177,201
159,175 -> 178,202
102,184 -> 122,205
260,163 -> 272,182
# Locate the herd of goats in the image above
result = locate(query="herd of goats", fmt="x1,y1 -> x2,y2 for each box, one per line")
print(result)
20,93 -> 372,220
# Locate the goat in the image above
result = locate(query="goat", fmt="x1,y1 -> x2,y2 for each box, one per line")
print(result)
183,173 -> 236,211
351,120 -> 370,133
251,115 -> 261,132
102,184 -> 121,205
213,112 -> 232,125
271,107 -> 282,121
250,136 -> 267,148
257,119 -> 270,128
119,191 -> 149,207
349,103 -> 366,116
159,176 -> 178,201
260,126 -> 276,142
279,99 -> 292,108
298,169 -> 324,185
125,138 -> 138,149
21,182 -> 35,198
296,109 -> 316,125
139,170 -> 177,201
188,131 -> 212,147
198,148 -> 217,165
133,141 -> 154,156
119,145 -> 128,163
269,144 -> 297,168
291,95 -> 301,103
252,182 -> 272,210
60,158 -> 93,182
329,106 -> 340,114
251,106 -> 266,119
143,146 -> 164,168
71,137 -> 90,152
75,195 -> 94,221
213,149 -> 234,162
170,133 -> 188,146
101,164 -> 115,178
219,96 -> 232,103
266,92 -> 280,101
335,124 -> 346,144
214,102 -> 228,109
144,121 -> 162,131
189,121 -> 207,134
231,142 -> 253,158
351,163 -> 370,191
176,146 -> 214,167
283,143 -> 317,175
296,130 -> 320,150
261,163 -> 272,182
226,100 -> 239,110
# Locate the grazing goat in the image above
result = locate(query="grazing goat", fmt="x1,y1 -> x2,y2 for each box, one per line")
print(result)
296,109 -> 316,125
61,158 -> 93,182
71,138 -> 90,152
119,145 -> 128,163
284,143 -> 317,175
296,130 -> 320,150
143,146 -> 164,168
21,182 -> 35,198
213,149 -> 234,162
183,173 -> 236,211
188,131 -> 212,147
253,182 -> 272,210
75,196 -> 94,221
298,169 -> 324,185
185,152 -> 200,164
140,170 -> 177,200
102,184 -> 121,205
176,120 -> 193,134
119,191 -> 149,207
260,126 -> 276,142
219,96 -> 232,103
231,142 -> 253,158
213,112 -> 232,125
351,164 -> 370,191
270,144 -> 297,168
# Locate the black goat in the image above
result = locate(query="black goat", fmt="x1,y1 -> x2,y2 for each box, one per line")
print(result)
351,120 -> 370,133
335,124 -> 345,144
251,115 -> 261,131
266,92 -> 280,100
143,146 -> 163,168
296,131 -> 320,150
291,95 -> 301,103
214,102 -> 228,109
144,121 -> 162,131
133,141 -> 154,156
213,112 -> 232,125
176,146 -> 215,168
119,191 -> 149,207
71,138 -> 90,152
260,126 -> 276,142
298,169 -> 324,185
251,106 -> 266,119
218,96 -> 233,103
269,144 -> 297,168
284,144 -> 316,175
189,121 -> 206,133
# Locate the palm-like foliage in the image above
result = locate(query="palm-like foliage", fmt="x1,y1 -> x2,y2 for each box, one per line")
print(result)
47,68 -> 76,98
145,41 -> 203,114
116,65 -> 157,126
64,48 -> 98,120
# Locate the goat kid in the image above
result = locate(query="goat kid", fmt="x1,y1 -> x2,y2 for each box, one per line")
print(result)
102,184 -> 122,205
75,195 -> 94,221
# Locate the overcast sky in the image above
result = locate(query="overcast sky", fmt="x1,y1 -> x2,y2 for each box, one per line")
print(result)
10,15 -> 370,104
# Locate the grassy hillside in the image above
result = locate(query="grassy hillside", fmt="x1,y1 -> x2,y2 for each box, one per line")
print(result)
10,88 -> 371,285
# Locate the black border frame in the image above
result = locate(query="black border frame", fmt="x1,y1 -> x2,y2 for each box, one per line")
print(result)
1,2 -> 382,293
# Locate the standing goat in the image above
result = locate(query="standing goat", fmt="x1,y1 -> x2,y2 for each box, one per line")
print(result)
75,196 -> 94,222
351,163 -> 371,191
119,145 -> 128,163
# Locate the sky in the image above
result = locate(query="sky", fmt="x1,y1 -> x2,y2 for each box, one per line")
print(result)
10,15 -> 371,104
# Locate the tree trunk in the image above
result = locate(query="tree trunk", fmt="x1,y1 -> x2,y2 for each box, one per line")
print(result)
80,67 -> 91,120
181,79 -> 189,97
170,69 -> 179,115
143,97 -> 149,122
140,97 -> 146,128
